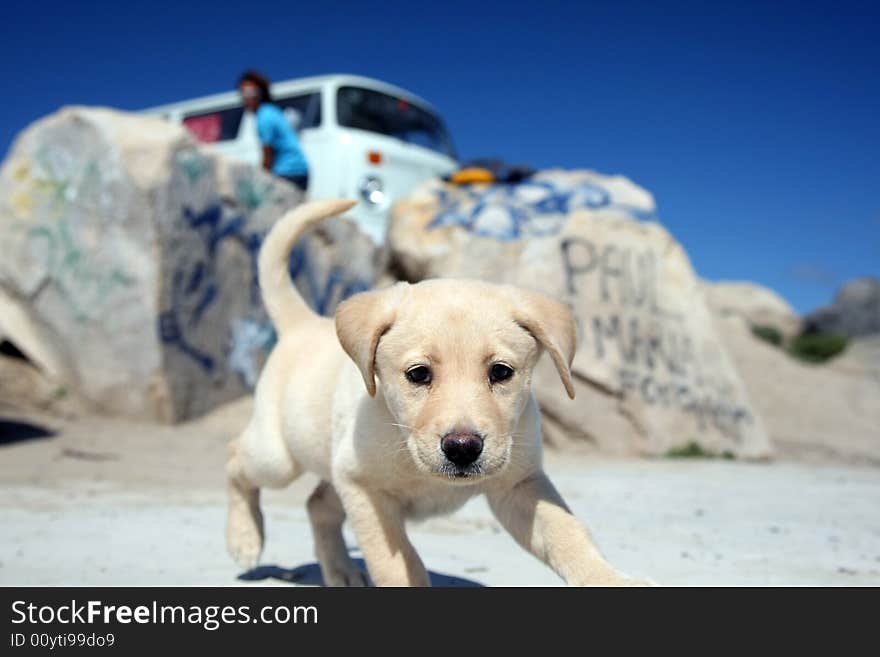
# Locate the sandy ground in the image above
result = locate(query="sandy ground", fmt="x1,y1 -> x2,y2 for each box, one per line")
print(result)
1,397 -> 879,587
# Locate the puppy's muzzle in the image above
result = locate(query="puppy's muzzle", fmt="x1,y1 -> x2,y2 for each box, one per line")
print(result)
440,431 -> 484,467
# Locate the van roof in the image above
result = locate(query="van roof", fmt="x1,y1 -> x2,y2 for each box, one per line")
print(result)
141,73 -> 439,116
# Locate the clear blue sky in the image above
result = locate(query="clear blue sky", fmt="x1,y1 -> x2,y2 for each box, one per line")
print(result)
4,0 -> 877,314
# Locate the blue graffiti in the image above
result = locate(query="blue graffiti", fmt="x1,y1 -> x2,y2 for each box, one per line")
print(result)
158,270 -> 215,372
183,205 -> 264,305
158,204 -> 265,372
159,202 -> 371,379
428,179 -> 656,240
288,241 -> 371,316
235,177 -> 276,212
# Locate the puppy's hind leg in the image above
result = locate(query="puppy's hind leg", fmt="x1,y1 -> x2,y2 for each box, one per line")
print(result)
307,481 -> 368,586
226,420 -> 304,569
226,438 -> 264,569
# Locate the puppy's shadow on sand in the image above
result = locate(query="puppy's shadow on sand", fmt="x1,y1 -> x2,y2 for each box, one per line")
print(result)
0,419 -> 55,446
238,558 -> 484,587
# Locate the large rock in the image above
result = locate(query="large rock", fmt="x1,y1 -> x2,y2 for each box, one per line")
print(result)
389,170 -> 771,458
712,315 -> 880,465
0,107 -> 380,422
803,277 -> 880,337
702,280 -> 801,340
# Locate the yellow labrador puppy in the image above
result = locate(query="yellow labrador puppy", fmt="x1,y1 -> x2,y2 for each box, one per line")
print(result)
226,198 -> 647,586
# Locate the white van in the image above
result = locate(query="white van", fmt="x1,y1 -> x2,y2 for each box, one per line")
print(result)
142,74 -> 458,243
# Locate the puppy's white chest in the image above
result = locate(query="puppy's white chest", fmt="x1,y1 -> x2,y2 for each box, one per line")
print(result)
402,485 -> 479,521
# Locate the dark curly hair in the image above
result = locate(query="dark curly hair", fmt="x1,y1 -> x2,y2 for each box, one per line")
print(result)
237,70 -> 272,103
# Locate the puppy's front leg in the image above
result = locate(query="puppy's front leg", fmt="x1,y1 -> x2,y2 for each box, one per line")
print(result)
488,472 -> 647,586
336,481 -> 430,587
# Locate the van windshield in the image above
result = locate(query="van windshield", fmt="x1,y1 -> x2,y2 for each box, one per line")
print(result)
336,86 -> 456,159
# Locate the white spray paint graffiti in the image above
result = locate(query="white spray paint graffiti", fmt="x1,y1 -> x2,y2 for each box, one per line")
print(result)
227,317 -> 276,388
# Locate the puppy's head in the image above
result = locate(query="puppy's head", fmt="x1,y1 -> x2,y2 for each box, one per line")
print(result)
335,280 -> 575,483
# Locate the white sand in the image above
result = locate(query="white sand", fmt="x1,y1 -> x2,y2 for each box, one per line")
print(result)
1,399 -> 879,586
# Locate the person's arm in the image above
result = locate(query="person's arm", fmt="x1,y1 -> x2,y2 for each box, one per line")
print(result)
256,106 -> 277,172
261,145 -> 275,172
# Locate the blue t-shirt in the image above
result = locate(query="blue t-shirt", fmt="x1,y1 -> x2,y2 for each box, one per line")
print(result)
256,104 -> 309,176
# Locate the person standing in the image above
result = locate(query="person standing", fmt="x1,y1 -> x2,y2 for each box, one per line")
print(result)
237,70 -> 310,192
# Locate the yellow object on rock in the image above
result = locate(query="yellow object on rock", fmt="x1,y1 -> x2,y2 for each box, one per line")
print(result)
450,167 -> 495,184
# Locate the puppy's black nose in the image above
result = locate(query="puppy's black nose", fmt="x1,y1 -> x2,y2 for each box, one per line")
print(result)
441,432 -> 483,466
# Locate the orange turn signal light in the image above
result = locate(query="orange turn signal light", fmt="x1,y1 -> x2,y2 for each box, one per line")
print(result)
367,151 -> 382,165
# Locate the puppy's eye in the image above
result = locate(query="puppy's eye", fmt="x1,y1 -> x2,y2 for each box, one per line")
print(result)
405,366 -> 432,385
489,363 -> 514,383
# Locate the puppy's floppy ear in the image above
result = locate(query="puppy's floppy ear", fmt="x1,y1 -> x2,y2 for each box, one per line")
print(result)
335,283 -> 409,396
509,288 -> 577,399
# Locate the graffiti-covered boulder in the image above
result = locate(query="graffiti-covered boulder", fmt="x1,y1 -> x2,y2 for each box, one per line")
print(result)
389,170 -> 772,458
0,106 -> 380,422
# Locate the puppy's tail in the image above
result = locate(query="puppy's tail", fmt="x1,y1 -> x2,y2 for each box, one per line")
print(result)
258,198 -> 358,333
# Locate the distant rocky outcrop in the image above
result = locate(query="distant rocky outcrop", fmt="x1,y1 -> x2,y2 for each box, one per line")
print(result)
389,171 -> 772,459
0,107 -> 381,422
803,277 -> 880,337
702,281 -> 801,340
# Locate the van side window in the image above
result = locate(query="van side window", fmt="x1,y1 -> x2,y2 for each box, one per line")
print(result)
336,86 -> 456,158
182,106 -> 244,143
275,92 -> 322,131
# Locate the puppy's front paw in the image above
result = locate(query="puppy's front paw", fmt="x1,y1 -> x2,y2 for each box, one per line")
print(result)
615,575 -> 658,587
570,570 -> 657,587
323,564 -> 370,587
